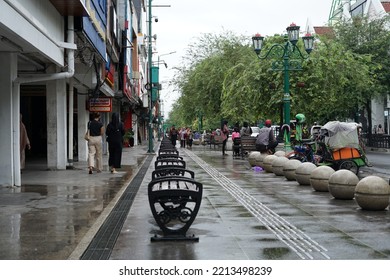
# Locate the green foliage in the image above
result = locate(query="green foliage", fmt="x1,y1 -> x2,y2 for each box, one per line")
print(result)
123,128 -> 134,140
168,19 -> 390,131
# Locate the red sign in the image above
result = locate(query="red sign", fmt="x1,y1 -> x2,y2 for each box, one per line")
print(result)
88,98 -> 112,112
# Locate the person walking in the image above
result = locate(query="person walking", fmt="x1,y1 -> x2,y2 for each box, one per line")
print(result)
20,114 -> 31,170
186,128 -> 193,148
106,112 -> 125,174
180,127 -> 187,148
221,120 -> 229,156
169,125 -> 178,147
87,112 -> 104,174
255,119 -> 278,153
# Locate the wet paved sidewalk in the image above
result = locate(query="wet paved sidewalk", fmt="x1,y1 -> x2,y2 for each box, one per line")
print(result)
0,141 -> 389,260
0,144 -> 148,260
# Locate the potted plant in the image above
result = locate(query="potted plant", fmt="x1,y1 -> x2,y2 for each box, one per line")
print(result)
123,128 -> 134,147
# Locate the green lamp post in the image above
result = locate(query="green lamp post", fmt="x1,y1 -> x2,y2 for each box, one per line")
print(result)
147,0 -> 154,153
252,23 -> 314,151
156,51 -> 176,141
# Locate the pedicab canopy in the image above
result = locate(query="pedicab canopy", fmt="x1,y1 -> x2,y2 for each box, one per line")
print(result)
320,121 -> 360,150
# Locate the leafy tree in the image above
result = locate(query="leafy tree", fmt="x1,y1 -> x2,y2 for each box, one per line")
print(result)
169,22 -> 387,135
171,32 -> 256,130
331,15 -> 390,134
295,37 -> 373,125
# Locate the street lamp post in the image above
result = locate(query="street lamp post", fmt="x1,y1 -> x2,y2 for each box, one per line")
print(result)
147,0 -> 154,153
252,23 -> 314,151
156,51 -> 176,141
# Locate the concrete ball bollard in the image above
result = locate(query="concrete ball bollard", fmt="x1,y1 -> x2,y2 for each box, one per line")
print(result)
255,153 -> 267,169
274,151 -> 286,157
283,159 -> 302,181
248,151 -> 261,167
272,156 -> 289,176
328,169 -> 359,200
310,165 -> 335,192
295,162 -> 317,185
263,155 -> 278,173
354,176 -> 390,211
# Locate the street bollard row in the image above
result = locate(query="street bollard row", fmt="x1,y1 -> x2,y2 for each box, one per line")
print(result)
248,151 -> 390,211
147,138 -> 203,241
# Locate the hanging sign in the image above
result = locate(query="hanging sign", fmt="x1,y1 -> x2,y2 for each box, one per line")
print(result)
88,98 -> 112,112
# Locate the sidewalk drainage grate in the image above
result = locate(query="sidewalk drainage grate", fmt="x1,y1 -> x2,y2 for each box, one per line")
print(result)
80,155 -> 154,260
184,149 -> 330,260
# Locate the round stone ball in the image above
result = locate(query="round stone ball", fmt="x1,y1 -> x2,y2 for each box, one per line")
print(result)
248,151 -> 261,167
355,176 -> 390,211
310,165 -> 335,192
255,153 -> 267,168
328,170 -> 359,200
263,155 -> 278,173
274,150 -> 286,157
283,159 -> 302,181
295,162 -> 317,185
272,156 -> 289,176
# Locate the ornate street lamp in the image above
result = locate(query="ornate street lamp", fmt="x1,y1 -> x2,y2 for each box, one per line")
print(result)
252,23 -> 314,151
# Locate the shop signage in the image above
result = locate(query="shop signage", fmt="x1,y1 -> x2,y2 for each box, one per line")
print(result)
88,97 -> 112,112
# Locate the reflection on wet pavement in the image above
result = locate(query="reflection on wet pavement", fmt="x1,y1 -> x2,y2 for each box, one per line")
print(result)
0,154 -> 145,260
1,143 -> 390,260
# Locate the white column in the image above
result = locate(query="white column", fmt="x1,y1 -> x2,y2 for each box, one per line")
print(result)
46,77 -> 67,169
78,93 -> 89,162
0,53 -> 18,186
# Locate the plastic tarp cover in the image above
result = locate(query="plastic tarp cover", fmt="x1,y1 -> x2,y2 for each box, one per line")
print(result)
321,121 -> 360,150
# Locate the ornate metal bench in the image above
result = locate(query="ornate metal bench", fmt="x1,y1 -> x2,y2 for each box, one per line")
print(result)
148,177 -> 203,241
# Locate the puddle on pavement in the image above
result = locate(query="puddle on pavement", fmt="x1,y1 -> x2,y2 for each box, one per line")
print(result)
21,185 -> 48,196
263,247 -> 290,259
3,171 -> 136,259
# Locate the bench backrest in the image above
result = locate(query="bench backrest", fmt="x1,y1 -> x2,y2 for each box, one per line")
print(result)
155,158 -> 186,169
240,136 -> 256,146
157,154 -> 184,161
213,135 -> 224,143
152,167 -> 195,180
158,149 -> 179,156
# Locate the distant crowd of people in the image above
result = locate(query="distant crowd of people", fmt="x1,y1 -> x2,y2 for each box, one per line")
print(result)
166,119 -> 277,156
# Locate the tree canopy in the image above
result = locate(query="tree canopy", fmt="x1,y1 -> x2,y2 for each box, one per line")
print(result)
166,15 -> 390,133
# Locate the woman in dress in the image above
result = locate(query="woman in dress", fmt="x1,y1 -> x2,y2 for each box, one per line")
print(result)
106,112 -> 125,173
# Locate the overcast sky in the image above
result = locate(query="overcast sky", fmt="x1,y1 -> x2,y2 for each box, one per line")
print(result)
151,0 -> 333,118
